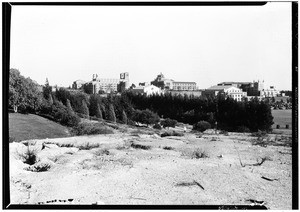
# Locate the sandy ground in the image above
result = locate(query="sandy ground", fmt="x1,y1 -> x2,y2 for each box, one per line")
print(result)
9,126 -> 292,209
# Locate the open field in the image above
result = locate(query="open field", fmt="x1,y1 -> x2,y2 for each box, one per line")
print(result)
272,109 -> 292,129
9,113 -> 71,142
10,124 -> 292,209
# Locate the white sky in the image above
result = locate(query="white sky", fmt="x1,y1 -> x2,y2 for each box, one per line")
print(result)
10,3 -> 292,90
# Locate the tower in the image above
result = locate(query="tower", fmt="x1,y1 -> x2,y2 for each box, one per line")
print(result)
120,72 -> 129,89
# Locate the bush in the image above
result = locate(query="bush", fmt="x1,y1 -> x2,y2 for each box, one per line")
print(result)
183,148 -> 209,159
161,131 -> 184,137
193,121 -> 211,132
160,118 -> 177,128
72,122 -> 114,136
25,161 -> 51,172
251,130 -> 267,137
18,147 -> 37,165
78,142 -> 101,150
153,123 -> 162,130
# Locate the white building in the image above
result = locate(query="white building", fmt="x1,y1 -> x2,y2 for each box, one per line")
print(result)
260,85 -> 280,97
131,85 -> 162,96
205,85 -> 247,101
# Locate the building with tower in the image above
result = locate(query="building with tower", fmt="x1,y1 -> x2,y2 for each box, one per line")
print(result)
78,72 -> 130,94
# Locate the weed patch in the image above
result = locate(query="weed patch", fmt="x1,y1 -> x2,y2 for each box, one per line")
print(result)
131,142 -> 151,150
78,142 -> 101,150
163,146 -> 174,150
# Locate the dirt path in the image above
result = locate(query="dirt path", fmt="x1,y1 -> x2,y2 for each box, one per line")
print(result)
9,130 -> 292,209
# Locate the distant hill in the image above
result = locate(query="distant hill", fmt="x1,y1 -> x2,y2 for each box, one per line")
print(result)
9,113 -> 71,142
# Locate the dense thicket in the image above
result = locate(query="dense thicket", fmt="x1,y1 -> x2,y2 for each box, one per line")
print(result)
124,92 -> 274,132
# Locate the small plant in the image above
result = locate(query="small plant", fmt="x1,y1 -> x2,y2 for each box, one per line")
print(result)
131,142 -> 151,150
94,148 -> 110,156
24,161 -> 52,172
191,149 -> 209,159
251,130 -> 267,138
57,143 -> 75,148
193,121 -> 211,132
163,146 -> 174,150
18,146 -> 37,165
78,142 -> 101,150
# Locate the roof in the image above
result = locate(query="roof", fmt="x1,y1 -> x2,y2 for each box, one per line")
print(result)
173,81 -> 196,84
218,81 -> 251,85
206,85 -> 236,90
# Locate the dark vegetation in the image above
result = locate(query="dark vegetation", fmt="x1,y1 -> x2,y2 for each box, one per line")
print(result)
9,68 -> 274,134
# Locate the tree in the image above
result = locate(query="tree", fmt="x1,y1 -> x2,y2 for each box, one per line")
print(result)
122,110 -> 128,124
43,78 -> 52,100
108,104 -> 116,123
80,100 -> 89,118
96,104 -> 103,119
66,99 -> 74,113
133,109 -> 160,126
9,69 -> 43,113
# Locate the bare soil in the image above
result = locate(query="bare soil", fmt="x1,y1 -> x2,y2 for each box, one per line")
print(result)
9,126 -> 292,209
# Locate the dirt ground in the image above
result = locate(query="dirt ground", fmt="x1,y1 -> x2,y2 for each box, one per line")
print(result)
9,126 -> 292,209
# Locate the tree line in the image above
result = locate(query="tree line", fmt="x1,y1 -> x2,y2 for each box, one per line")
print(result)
9,69 -> 274,132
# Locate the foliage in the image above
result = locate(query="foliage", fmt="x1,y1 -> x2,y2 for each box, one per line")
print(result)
108,103 -> 117,123
72,122 -> 114,136
124,92 -> 274,132
160,118 -> 177,128
18,146 -> 37,165
9,69 -> 43,113
122,110 -> 128,124
153,123 -> 162,129
161,131 -> 184,137
132,109 -> 160,126
193,121 -> 211,132
79,100 -> 89,118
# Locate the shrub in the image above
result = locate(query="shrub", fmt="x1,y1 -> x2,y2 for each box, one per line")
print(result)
25,161 -> 51,172
78,142 -> 101,150
94,148 -> 110,156
72,122 -> 114,136
160,118 -> 177,128
131,142 -> 151,150
161,131 -> 184,137
18,146 -> 37,165
163,146 -> 174,150
132,109 -> 160,126
153,123 -> 162,130
193,121 -> 211,132
190,148 -> 209,159
251,130 -> 267,137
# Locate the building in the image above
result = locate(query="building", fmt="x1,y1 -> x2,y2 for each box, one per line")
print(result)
260,85 -> 280,97
131,85 -> 162,96
82,72 -> 129,94
166,90 -> 203,97
151,73 -> 197,90
72,80 -> 86,90
203,85 -> 247,101
172,81 -> 197,91
217,80 -> 264,96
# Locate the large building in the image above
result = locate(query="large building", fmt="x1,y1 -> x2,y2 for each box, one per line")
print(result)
151,73 -> 197,91
131,85 -> 162,96
203,85 -> 247,101
75,72 -> 129,94
217,80 -> 264,96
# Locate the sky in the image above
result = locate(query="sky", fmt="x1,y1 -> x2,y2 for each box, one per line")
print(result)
10,2 -> 292,90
